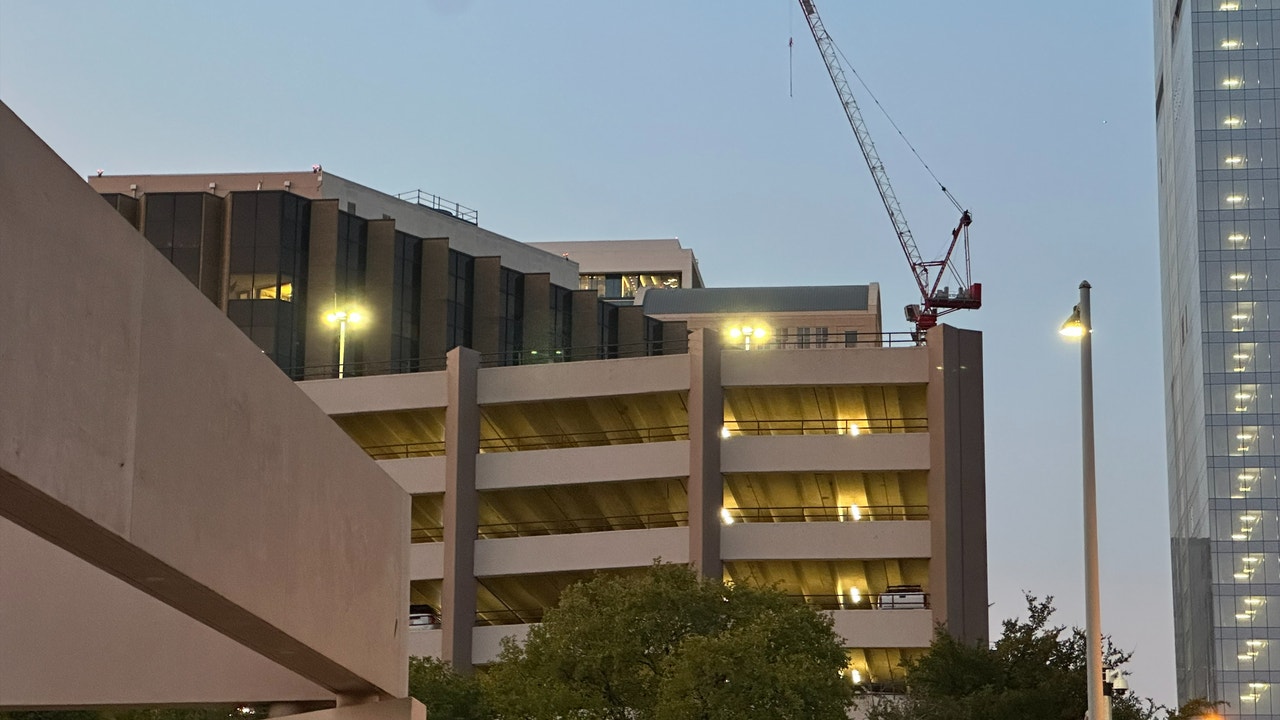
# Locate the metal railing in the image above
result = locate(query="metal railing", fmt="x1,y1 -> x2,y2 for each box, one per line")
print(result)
476,511 -> 690,539
723,417 -> 927,435
364,440 -> 447,460
477,424 -> 689,452
477,607 -> 545,625
478,339 -> 686,368
282,357 -> 447,380
791,592 -> 931,611
725,329 -> 921,350
725,504 -> 928,523
411,526 -> 445,543
395,189 -> 479,225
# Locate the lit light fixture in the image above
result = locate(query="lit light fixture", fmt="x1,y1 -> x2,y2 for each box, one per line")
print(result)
1229,232 -> 1249,244
1059,305 -> 1085,337
1230,273 -> 1249,281
1233,533 -> 1249,540
1226,155 -> 1245,165
1221,1 -> 1240,9
1223,39 -> 1243,48
720,507 -> 735,525
728,323 -> 768,349
1235,353 -> 1251,360
1246,597 -> 1265,605
850,587 -> 861,604
1238,433 -> 1254,440
1242,514 -> 1258,522
1242,653 -> 1256,660
1247,639 -> 1266,647
1238,612 -> 1253,620
720,426 -> 731,439
1225,116 -> 1243,126
1233,314 -> 1250,321
324,307 -> 366,379
847,421 -> 861,436
1237,572 -> 1251,579
1237,393 -> 1253,400
1227,194 -> 1247,204
1224,78 -> 1244,88
850,669 -> 862,684
1243,556 -> 1261,563
849,503 -> 862,521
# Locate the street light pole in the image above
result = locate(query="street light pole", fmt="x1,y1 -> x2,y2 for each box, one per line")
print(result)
1063,280 -> 1107,720
325,308 -> 363,379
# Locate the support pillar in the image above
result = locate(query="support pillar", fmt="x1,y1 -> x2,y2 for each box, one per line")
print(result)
686,328 -> 723,579
442,346 -> 480,670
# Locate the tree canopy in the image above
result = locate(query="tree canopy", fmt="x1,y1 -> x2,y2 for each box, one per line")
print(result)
411,562 -> 854,719
861,595 -> 1163,720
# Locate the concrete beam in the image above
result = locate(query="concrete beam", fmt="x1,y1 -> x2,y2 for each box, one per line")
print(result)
0,102 -> 408,702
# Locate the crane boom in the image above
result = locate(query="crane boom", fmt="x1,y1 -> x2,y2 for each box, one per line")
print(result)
798,0 -> 979,332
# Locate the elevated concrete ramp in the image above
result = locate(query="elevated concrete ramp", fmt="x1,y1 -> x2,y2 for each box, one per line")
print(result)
0,101 -> 408,703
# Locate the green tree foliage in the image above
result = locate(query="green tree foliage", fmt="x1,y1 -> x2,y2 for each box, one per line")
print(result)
478,562 -> 854,720
863,595 -> 1163,720
407,656 -> 490,720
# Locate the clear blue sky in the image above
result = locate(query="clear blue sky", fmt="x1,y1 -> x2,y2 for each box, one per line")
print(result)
0,0 -> 1171,704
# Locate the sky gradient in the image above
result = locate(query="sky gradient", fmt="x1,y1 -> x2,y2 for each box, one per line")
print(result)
0,0 -> 1171,704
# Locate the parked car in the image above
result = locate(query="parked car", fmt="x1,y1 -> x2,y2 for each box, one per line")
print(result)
409,604 -> 440,629
874,585 -> 928,609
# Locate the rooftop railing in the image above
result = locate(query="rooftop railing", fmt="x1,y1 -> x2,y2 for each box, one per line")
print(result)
395,189 -> 479,225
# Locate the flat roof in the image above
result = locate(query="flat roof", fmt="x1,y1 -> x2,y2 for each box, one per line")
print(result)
641,285 -> 872,314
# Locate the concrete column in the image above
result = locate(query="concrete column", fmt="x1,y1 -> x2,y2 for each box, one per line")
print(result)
363,219 -> 397,373
617,305 -> 647,358
304,199 -> 340,378
419,238 -> 450,367
686,328 -> 723,579
197,193 -> 224,305
471,256 -> 503,358
570,289 -> 599,361
925,324 -> 988,645
442,346 -> 480,670
522,273 -> 552,356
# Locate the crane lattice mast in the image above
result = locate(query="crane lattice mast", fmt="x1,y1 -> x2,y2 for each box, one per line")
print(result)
798,0 -> 979,333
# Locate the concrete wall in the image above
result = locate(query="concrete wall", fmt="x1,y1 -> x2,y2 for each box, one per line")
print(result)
0,103 -> 408,702
477,354 -> 690,404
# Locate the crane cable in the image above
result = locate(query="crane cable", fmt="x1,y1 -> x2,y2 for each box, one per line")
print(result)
829,39 -> 965,214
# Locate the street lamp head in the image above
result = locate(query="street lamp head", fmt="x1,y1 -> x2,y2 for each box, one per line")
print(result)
326,310 -> 346,323
1060,305 -> 1085,338
348,311 -> 364,324
325,309 -> 366,325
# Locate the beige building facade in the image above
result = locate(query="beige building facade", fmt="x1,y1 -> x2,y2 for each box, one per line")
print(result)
76,167 -> 985,694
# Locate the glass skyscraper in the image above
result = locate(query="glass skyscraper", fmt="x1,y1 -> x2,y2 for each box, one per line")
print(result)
1158,0 -> 1280,713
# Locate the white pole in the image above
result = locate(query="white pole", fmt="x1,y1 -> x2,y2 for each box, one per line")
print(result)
337,318 -> 348,379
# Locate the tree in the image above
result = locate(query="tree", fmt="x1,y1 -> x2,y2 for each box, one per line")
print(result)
862,595 -> 1163,720
480,562 -> 854,719
407,656 -> 491,720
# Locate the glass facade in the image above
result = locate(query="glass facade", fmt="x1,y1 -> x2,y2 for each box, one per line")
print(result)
498,267 -> 524,361
1162,0 -> 1280,713
580,271 -> 681,300
447,249 -> 474,351
392,230 -> 423,372
143,192 -> 203,286
228,191 -> 310,375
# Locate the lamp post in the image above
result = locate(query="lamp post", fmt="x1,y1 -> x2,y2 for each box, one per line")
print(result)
727,324 -> 767,350
1060,280 -> 1107,720
325,308 -> 364,378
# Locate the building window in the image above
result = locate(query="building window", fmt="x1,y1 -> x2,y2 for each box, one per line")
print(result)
447,249 -> 474,350
392,230 -> 423,372
228,191 -> 310,375
499,267 -> 524,364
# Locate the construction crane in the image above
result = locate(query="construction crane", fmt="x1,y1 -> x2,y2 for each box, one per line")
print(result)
798,0 -> 979,334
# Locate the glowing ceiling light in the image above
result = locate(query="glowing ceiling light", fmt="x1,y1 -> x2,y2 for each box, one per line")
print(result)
1237,393 -> 1253,400
847,421 -> 861,436
850,669 -> 862,684
1238,433 -> 1254,440
1223,39 -> 1243,48
1243,556 -> 1261,563
1227,194 -> 1247,204
1237,572 -> 1251,579
849,504 -> 862,521
849,587 -> 861,603
1226,155 -> 1245,164
1242,653 -> 1256,660
1225,116 -> 1243,126
720,508 -> 735,525
1233,533 -> 1249,540
1224,78 -> 1244,88
1235,353 -> 1251,360
1221,1 -> 1240,9
1233,314 -> 1250,321
1241,514 -> 1258,522
1239,612 -> 1253,620
1247,639 -> 1266,647
1246,597 -> 1265,605
1229,233 -> 1249,242
1231,273 -> 1249,280
720,426 -> 731,439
